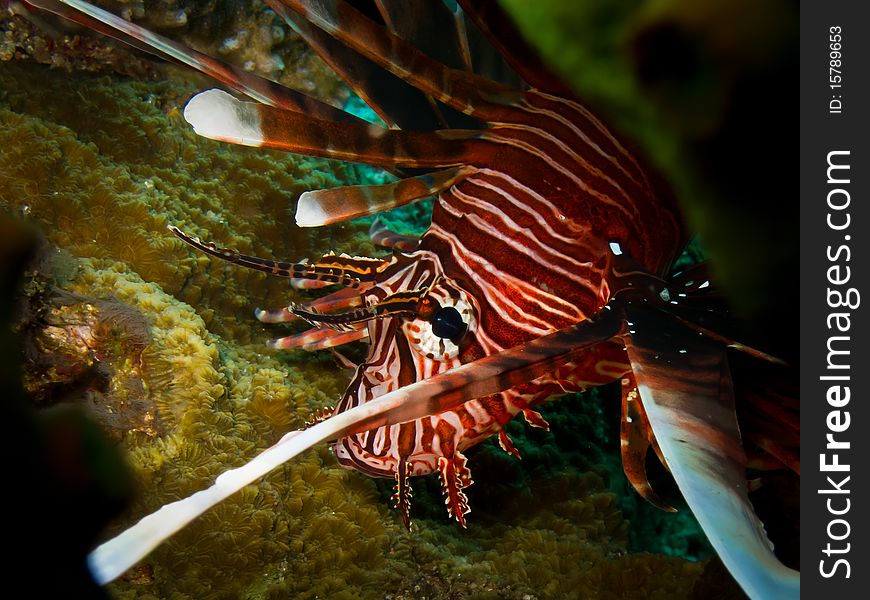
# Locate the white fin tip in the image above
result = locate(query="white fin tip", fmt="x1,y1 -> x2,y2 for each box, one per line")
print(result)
295,191 -> 331,227
184,89 -> 264,147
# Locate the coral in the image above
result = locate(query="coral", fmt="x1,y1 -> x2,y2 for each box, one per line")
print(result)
0,214 -> 133,597
14,244 -> 157,438
58,257 -> 397,599
1,4 -> 160,76
0,59 -> 378,343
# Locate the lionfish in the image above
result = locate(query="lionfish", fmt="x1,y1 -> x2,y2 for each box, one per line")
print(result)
23,1 -> 799,598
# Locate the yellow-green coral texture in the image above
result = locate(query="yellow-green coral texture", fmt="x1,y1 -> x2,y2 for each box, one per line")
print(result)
0,60 -> 372,343
1,57 -> 708,599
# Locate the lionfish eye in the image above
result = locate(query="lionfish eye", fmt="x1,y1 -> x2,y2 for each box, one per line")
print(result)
401,286 -> 475,362
431,306 -> 467,342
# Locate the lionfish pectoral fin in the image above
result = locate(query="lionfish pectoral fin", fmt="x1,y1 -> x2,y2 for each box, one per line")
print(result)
521,408 -> 549,430
257,287 -> 364,325
258,288 -> 369,351
87,311 -> 623,584
267,327 -> 367,351
438,453 -> 473,527
392,457 -> 413,531
621,301 -> 799,599
369,218 -> 420,252
619,374 -> 675,512
254,306 -> 300,324
296,166 -> 475,227
28,0 -> 358,121
183,89 -> 483,169
330,348 -> 357,370
497,430 -> 522,459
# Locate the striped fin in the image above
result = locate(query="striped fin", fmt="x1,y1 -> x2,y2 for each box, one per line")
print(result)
497,430 -> 521,459
27,0 -> 359,122
369,218 -> 420,252
444,1 -> 475,74
743,428 -> 799,474
86,310 -> 623,584
392,457 -> 413,530
272,0 -> 524,120
375,0 -> 474,74
458,0 -> 576,97
296,166 -> 475,227
622,302 -> 799,600
170,225 -> 386,285
255,287 -> 363,324
267,327 -> 367,351
183,89 -> 484,168
438,453 -> 472,527
254,306 -> 300,324
735,361 -> 800,474
289,277 -> 332,290
372,0 -> 480,129
742,421 -> 799,475
265,0 -> 443,130
620,373 -> 675,512
291,288 -> 429,330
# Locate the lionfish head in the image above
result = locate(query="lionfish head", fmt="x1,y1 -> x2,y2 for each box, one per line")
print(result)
312,250 -> 480,473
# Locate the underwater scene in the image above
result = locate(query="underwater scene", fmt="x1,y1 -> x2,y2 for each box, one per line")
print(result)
1,1 -> 799,599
